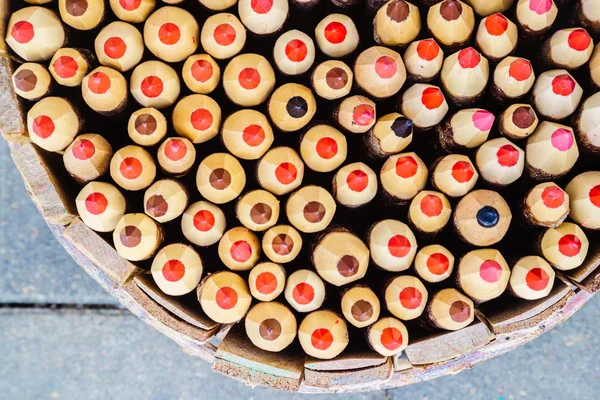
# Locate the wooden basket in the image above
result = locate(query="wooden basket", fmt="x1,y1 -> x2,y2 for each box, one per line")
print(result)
1,1 -> 599,393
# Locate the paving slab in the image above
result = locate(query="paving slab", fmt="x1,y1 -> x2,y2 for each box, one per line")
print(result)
0,296 -> 598,400
0,141 -> 117,305
0,308 -> 385,400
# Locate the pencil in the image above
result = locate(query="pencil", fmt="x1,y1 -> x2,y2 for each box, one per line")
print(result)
475,13 -> 518,62
76,182 -> 126,233
474,138 -> 525,187
456,248 -> 510,302
426,288 -> 474,331
298,310 -> 348,359
354,46 -> 407,99
157,137 -> 196,177
491,57 -> 535,103
130,61 -> 181,109
341,285 -> 381,328
311,228 -> 370,286
402,38 -> 444,82
380,152 -> 428,204
286,185 -> 337,233
366,317 -> 409,356
531,69 -> 582,121
200,13 -> 247,60
508,256 -> 555,300
151,243 -> 203,296
268,83 -> 317,132
311,60 -> 353,100
284,269 -> 326,312
539,222 -> 589,271
314,14 -> 359,58
26,96 -> 81,152
400,84 -> 449,130
408,190 -> 452,236
300,124 -> 348,173
113,213 -> 163,261
522,182 -> 570,228
221,109 -> 274,160
182,54 -> 221,95
245,302 -> 297,352
144,179 -> 189,224
181,201 -> 227,247
273,30 -> 316,76
198,271 -> 252,323
384,275 -> 428,320
49,48 -> 93,88
248,262 -> 287,302
436,109 -> 494,153
238,0 -> 289,36
427,0 -> 475,49
12,62 -> 52,101
128,107 -> 167,147
223,53 -> 276,107
333,95 -> 376,134
64,134 -> 113,184
218,226 -> 261,271
110,145 -> 157,191
374,0 -> 421,47
262,225 -> 303,264
109,0 -> 155,24
256,146 -> 305,196
82,67 -> 129,115
196,152 -> 246,204
431,154 -> 478,198
525,122 -> 579,180
368,219 -> 418,272
565,172 -> 600,230
59,0 -> 105,31
454,189 -> 512,247
440,47 -> 490,106
95,21 -> 144,72
236,189 -> 280,232
6,7 -> 66,62
498,104 -> 538,140
414,244 -> 455,283
363,113 -> 413,159
332,162 -> 378,208
172,94 -> 222,144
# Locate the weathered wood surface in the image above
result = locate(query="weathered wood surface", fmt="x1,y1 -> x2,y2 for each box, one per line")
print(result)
11,142 -> 77,225
134,274 -> 220,332
63,218 -> 142,285
212,324 -> 306,391
404,321 -> 494,365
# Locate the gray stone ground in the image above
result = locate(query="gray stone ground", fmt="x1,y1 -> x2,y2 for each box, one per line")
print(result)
1,140 -> 599,400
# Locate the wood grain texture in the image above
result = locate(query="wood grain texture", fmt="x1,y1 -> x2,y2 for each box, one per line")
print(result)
303,358 -> 393,389
405,321 -> 494,365
126,279 -> 217,343
134,274 -> 220,331
305,351 -> 387,371
0,57 -> 26,138
11,142 -> 77,225
63,218 -> 142,285
581,267 -> 600,293
212,324 -> 305,391
481,282 -> 573,335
